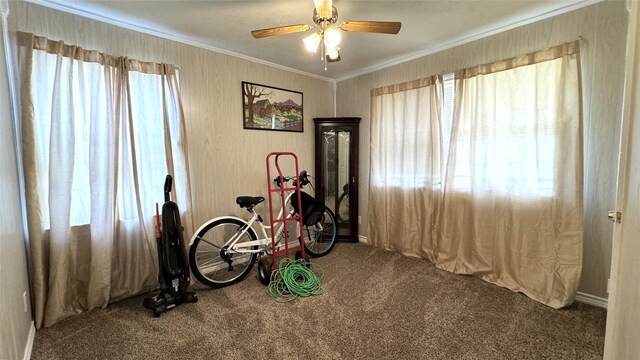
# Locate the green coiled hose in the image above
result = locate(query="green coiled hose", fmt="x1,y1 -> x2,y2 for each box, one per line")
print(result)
268,257 -> 324,302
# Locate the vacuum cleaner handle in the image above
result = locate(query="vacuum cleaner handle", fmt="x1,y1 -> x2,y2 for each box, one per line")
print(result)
164,175 -> 173,202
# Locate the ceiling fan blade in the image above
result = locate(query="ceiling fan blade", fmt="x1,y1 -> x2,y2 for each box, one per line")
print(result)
251,24 -> 311,39
314,0 -> 333,19
340,21 -> 402,35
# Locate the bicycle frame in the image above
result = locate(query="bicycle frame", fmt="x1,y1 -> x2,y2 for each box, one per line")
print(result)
227,200 -> 295,254
219,188 -> 318,255
187,167 -> 339,289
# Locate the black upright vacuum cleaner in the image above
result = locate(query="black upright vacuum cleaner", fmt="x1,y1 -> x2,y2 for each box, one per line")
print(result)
144,175 -> 197,317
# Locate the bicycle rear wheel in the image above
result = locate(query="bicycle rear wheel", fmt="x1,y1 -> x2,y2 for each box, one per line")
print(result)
189,218 -> 258,288
302,205 -> 337,257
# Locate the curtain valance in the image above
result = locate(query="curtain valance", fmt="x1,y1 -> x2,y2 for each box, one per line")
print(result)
456,40 -> 580,79
16,31 -> 178,75
371,74 -> 440,96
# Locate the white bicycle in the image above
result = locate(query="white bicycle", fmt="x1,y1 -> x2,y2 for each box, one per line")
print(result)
188,171 -> 337,288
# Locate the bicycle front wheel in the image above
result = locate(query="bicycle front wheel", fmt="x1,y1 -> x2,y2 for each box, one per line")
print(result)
303,205 -> 337,257
189,218 -> 258,288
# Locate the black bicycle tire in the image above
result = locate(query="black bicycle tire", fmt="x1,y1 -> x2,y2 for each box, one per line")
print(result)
303,205 -> 337,258
189,218 -> 258,288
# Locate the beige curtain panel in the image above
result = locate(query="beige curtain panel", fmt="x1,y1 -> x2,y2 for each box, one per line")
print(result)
438,41 -> 583,308
369,41 -> 583,308
369,75 -> 443,262
16,32 -> 193,328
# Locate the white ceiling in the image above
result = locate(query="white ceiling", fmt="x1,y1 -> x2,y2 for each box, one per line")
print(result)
31,0 -> 600,81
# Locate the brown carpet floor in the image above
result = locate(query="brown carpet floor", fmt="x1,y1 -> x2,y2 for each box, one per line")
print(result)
31,243 -> 606,359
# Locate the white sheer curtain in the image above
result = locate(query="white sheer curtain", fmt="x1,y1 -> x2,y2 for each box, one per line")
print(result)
437,42 -> 583,308
369,76 -> 442,261
368,42 -> 583,308
16,32 -> 193,327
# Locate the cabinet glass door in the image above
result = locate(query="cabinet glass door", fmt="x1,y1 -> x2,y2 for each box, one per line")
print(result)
322,128 -> 352,237
315,117 -> 359,242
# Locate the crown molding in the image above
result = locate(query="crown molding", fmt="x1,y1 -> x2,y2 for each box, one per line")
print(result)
26,0 -> 602,83
25,0 -> 336,83
335,0 -> 604,82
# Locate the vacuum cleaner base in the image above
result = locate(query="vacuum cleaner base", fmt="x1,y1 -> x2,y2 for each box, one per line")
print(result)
144,290 -> 198,318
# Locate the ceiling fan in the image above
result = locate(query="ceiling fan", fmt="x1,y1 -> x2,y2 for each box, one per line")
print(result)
250,0 -> 401,70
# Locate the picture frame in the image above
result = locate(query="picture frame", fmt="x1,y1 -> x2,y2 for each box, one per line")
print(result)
242,81 -> 304,132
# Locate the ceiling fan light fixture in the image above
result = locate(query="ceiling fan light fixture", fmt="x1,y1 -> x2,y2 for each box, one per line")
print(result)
323,27 -> 341,48
303,31 -> 322,53
251,0 -> 401,70
327,47 -> 340,60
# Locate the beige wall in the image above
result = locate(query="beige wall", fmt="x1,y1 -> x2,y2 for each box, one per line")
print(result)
8,1 -> 335,233
0,9 -> 33,360
336,1 -> 628,298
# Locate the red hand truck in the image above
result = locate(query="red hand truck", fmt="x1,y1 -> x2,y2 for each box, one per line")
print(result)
264,152 -> 306,272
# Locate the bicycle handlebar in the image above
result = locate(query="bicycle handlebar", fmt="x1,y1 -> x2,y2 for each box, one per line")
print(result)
274,170 -> 310,188
299,170 -> 309,186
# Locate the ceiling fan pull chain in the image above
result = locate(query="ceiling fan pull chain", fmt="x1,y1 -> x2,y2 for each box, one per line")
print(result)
322,39 -> 327,71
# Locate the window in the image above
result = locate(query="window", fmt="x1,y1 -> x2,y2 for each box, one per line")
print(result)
370,76 -> 442,189
29,50 -> 180,226
368,42 -> 583,309
448,62 -> 566,198
18,31 -> 193,328
29,50 -> 109,227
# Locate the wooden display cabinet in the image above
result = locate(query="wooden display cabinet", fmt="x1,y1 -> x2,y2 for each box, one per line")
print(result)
314,117 -> 360,242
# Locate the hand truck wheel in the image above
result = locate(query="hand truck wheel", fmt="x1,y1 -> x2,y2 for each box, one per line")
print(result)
258,257 -> 272,286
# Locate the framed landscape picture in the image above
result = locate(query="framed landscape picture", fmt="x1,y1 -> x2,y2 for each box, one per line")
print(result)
242,81 -> 303,132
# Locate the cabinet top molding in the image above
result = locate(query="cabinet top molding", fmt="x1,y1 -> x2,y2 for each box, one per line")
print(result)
313,117 -> 361,124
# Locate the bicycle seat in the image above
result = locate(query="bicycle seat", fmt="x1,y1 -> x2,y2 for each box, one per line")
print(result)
236,196 -> 265,208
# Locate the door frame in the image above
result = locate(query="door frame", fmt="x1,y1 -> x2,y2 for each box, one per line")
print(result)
603,0 -> 640,357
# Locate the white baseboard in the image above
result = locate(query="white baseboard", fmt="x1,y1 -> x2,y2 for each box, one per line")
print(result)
575,292 -> 608,309
358,235 -> 368,244
23,321 -> 35,360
